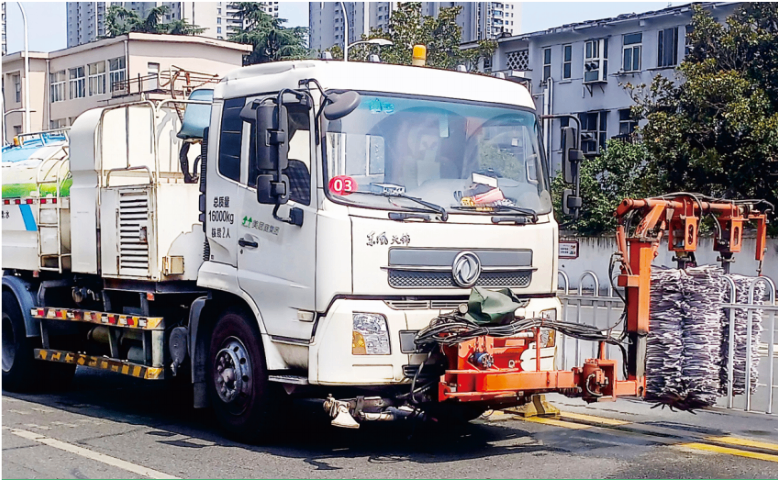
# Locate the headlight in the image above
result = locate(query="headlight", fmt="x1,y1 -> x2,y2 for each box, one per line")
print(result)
352,313 -> 390,355
539,309 -> 557,348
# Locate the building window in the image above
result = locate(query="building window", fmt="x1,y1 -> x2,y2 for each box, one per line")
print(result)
622,32 -> 642,72
542,48 -> 551,81
505,49 -> 529,71
584,38 -> 608,83
562,44 -> 572,79
49,70 -> 66,103
88,61 -> 106,96
12,73 -> 21,103
618,109 -> 638,136
50,118 -> 66,129
684,24 -> 694,56
69,66 -> 86,99
483,55 -> 492,73
109,56 -> 126,92
658,27 -> 679,67
14,125 -> 22,137
217,17 -> 221,24
217,7 -> 221,14
217,26 -> 222,33
579,111 -> 608,154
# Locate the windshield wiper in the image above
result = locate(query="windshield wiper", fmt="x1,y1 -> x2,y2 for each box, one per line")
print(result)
451,205 -> 538,223
349,191 -> 448,221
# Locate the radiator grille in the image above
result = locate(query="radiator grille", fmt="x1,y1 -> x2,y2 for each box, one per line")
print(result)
388,270 -> 532,289
118,190 -> 150,275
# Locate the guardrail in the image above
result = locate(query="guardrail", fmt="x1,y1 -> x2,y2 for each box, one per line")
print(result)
557,270 -> 777,415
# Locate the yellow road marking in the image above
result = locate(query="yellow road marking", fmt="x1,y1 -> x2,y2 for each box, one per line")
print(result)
706,436 -> 778,454
10,428 -> 180,479
522,416 -> 593,430
560,411 -> 631,426
678,442 -> 778,464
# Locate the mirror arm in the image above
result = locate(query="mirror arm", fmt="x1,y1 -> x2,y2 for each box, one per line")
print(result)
273,204 -> 304,227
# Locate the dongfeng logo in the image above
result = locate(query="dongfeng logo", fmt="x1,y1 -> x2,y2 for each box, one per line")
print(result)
452,251 -> 481,288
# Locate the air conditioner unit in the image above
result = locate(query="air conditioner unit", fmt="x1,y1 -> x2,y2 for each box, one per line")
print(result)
583,38 -> 608,84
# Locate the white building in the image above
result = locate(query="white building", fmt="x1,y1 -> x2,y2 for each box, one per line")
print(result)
308,2 -> 521,53
66,2 -> 279,47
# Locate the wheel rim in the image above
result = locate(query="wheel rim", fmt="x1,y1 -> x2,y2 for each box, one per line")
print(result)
213,336 -> 252,414
2,313 -> 16,373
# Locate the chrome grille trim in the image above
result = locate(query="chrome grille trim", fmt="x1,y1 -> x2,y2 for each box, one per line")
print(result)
388,270 -> 532,289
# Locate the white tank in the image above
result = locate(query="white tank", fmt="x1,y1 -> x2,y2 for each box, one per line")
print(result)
2,133 -> 72,272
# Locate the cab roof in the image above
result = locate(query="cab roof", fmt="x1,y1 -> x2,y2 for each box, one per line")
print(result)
217,60 -> 535,110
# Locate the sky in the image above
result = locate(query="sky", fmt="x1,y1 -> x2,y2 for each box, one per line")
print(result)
5,1 -> 672,54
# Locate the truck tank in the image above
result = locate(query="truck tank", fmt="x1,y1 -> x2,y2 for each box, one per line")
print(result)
2,94 -> 210,280
2,132 -> 72,272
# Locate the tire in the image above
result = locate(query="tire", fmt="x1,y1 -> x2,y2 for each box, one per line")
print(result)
2,291 -> 75,392
207,308 -> 282,442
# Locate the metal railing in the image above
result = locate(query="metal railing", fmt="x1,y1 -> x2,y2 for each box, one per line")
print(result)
557,269 -> 777,415
111,66 -> 219,99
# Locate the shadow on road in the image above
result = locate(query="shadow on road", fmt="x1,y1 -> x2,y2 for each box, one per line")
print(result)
3,368 -> 565,470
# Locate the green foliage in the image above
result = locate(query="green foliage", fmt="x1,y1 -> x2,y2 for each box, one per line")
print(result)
335,3 -> 495,71
229,2 -> 309,65
552,139 -> 659,235
626,3 -> 778,225
105,5 -> 204,37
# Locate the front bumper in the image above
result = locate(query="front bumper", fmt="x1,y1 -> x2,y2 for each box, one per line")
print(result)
307,296 -> 562,386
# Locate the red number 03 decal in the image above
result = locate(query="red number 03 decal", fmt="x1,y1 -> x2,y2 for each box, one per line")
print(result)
328,175 -> 358,196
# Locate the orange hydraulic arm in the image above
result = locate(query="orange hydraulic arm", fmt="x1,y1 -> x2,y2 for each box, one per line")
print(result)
614,194 -> 770,383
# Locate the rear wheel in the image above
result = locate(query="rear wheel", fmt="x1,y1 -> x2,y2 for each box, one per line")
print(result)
2,291 -> 75,392
207,309 -> 282,442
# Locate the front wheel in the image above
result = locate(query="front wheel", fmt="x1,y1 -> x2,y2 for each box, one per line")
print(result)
207,309 -> 282,442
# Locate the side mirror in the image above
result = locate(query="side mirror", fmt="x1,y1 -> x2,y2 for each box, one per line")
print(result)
563,189 -> 583,219
241,100 -> 290,205
323,91 -> 361,121
561,126 -> 584,185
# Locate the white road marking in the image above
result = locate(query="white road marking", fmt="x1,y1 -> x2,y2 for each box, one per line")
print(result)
9,428 -> 180,479
8,410 -> 31,415
23,424 -> 51,431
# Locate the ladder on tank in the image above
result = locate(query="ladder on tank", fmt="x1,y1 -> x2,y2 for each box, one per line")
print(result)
35,155 -> 71,273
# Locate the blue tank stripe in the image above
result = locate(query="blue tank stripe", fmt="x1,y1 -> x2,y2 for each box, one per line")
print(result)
19,204 -> 37,231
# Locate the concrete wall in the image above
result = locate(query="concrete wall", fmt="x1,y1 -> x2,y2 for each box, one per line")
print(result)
558,236 -> 778,291
2,54 -> 47,141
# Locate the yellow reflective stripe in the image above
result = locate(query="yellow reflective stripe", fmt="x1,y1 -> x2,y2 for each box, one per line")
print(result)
522,417 -> 592,430
560,411 -> 631,426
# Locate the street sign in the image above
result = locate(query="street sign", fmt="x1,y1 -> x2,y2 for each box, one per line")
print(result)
559,240 -> 579,259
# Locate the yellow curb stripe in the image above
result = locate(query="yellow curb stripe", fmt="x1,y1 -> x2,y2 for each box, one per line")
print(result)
678,442 -> 778,464
521,416 -> 593,430
706,436 -> 778,454
560,411 -> 632,426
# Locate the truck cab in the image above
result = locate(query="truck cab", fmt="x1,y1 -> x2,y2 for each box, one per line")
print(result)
3,60 -> 562,440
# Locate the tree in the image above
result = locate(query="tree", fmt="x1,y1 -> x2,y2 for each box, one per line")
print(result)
105,5 -> 205,37
627,3 -> 778,220
229,2 -> 309,65
343,3 -> 495,71
552,139 -> 659,235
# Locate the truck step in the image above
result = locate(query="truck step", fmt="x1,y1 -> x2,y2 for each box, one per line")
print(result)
268,374 -> 309,385
34,349 -> 164,380
31,307 -> 164,330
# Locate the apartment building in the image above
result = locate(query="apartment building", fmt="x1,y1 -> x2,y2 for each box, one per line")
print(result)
485,2 -> 739,174
308,2 -> 521,52
2,32 -> 252,141
66,2 -> 279,47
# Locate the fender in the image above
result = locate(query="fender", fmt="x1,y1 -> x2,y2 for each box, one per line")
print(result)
2,274 -> 39,338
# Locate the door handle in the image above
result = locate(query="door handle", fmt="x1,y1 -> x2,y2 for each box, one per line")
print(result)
238,238 -> 258,248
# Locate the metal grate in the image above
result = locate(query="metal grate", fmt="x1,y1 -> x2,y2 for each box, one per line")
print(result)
384,300 -> 469,310
506,49 -> 530,71
118,190 -> 150,275
388,270 -> 531,289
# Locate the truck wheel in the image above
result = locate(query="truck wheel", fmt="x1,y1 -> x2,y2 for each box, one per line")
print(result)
207,309 -> 281,442
2,291 -> 75,392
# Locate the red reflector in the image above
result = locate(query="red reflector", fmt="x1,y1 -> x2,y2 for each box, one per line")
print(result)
3,199 -> 9,205
26,199 -> 34,204
14,199 -> 21,205
57,311 -> 66,319
37,308 -> 45,317
52,198 -> 58,204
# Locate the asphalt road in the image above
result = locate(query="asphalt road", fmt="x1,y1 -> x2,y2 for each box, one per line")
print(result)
4,368 -> 778,479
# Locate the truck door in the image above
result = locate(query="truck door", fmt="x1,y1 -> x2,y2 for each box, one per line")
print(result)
236,98 -> 317,341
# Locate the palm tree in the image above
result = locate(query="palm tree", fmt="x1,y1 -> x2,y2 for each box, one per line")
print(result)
229,2 -> 309,65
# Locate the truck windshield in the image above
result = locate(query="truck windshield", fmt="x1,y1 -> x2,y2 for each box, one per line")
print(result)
323,93 -> 552,215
